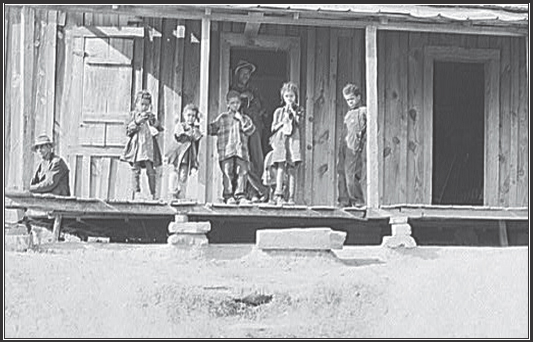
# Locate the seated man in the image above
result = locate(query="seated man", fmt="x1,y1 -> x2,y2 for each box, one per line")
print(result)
29,134 -> 71,196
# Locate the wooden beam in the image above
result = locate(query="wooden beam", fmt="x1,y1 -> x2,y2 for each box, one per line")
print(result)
365,26 -> 379,209
244,12 -> 263,37
498,220 -> 509,246
52,214 -> 63,242
206,25 -> 220,203
70,26 -> 145,37
198,16 -> 211,203
26,5 -> 528,37
377,28 -> 386,205
160,19 -> 179,201
378,204 -> 528,220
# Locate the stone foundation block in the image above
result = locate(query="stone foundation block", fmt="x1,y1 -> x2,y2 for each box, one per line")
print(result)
257,228 -> 347,250
330,231 -> 348,249
174,215 -> 189,223
167,233 -> 208,246
389,216 -> 409,224
381,235 -> 417,249
391,223 -> 412,236
168,221 -> 211,234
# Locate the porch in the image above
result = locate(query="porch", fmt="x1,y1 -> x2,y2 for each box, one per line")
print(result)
5,192 -> 528,246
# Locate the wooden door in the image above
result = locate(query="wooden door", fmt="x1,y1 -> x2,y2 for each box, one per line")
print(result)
214,33 -> 301,203
62,27 -> 145,200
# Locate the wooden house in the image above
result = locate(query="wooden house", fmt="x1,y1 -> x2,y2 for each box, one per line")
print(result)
4,5 -> 529,244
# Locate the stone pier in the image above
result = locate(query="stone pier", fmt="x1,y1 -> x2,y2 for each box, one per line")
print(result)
167,215 -> 211,247
381,216 -> 417,248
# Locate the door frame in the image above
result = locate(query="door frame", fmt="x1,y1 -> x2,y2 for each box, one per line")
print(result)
210,32 -> 301,202
423,46 -> 500,206
60,26 -> 145,199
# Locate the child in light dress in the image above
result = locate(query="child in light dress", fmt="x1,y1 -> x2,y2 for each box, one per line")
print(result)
269,82 -> 303,205
121,90 -> 164,200
165,104 -> 203,200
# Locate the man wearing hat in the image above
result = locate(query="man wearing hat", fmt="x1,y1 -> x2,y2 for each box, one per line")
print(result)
29,134 -> 71,196
230,60 -> 269,202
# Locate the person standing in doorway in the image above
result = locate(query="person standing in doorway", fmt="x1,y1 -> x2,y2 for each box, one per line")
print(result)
337,84 -> 366,208
230,60 -> 269,203
269,82 -> 303,205
208,90 -> 256,205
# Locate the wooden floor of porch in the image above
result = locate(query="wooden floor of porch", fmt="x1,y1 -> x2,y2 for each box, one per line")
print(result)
5,191 -> 528,246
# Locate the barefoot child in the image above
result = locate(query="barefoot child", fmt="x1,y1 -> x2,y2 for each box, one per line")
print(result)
208,90 -> 256,204
165,104 -> 203,200
269,82 -> 303,205
121,90 -> 164,200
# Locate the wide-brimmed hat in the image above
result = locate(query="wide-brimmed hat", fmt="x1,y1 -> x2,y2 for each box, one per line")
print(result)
32,134 -> 54,151
234,60 -> 256,75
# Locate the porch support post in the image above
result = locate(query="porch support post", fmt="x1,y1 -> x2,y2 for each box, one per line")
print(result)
365,26 -> 379,208
198,14 -> 211,203
52,214 -> 63,242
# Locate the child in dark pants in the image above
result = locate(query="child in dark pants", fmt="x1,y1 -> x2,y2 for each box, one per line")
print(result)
208,90 -> 256,204
338,84 -> 366,207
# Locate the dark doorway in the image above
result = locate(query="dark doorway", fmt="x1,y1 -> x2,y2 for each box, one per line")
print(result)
230,48 -> 288,154
432,61 -> 485,205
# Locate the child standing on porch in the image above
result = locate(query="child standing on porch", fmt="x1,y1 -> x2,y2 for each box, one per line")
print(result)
121,90 -> 164,200
269,82 -> 303,205
165,104 -> 203,200
337,83 -> 366,207
208,90 -> 256,204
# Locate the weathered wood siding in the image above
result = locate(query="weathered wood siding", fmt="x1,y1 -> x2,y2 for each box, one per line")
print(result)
303,27 -> 366,205
378,31 -> 528,206
4,7 -> 201,200
4,6 -> 528,207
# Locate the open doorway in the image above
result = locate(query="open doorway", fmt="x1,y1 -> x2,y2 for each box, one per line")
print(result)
230,48 -> 289,154
432,61 -> 485,205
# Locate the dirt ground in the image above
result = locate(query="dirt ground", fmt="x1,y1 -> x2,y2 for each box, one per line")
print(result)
3,242 -> 529,338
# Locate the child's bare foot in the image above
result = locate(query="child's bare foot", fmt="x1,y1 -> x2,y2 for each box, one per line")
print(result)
285,198 -> 295,205
238,198 -> 252,205
225,197 -> 237,205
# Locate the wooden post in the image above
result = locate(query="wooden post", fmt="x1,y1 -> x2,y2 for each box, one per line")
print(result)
52,214 -> 63,242
498,220 -> 509,247
365,26 -> 379,208
13,6 -> 36,191
198,15 -> 211,203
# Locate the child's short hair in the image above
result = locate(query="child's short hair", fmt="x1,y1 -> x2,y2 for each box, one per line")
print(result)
226,90 -> 241,102
135,90 -> 152,104
183,103 -> 199,116
280,82 -> 299,103
342,84 -> 361,97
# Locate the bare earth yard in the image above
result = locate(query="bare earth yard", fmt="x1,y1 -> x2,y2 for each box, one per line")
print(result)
4,242 -> 529,338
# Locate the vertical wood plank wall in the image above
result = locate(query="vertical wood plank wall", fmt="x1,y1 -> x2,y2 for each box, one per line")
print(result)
3,6 -> 529,207
378,31 -> 528,207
